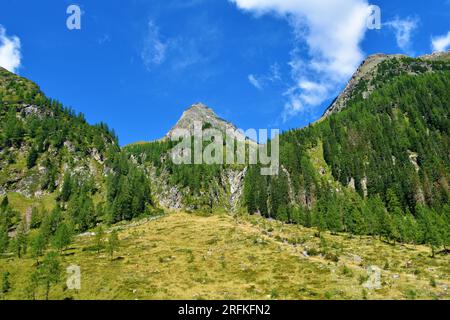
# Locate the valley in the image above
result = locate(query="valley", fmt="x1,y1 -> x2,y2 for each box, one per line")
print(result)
0,211 -> 448,300
0,52 -> 449,301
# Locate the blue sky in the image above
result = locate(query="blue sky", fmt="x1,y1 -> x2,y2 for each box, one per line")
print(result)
0,0 -> 449,145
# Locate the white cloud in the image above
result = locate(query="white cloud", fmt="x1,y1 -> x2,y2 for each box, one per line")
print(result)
141,21 -> 167,69
229,0 -> 373,120
386,17 -> 419,54
432,31 -> 450,52
0,25 -> 21,73
140,18 -> 220,76
248,63 -> 281,90
248,74 -> 263,90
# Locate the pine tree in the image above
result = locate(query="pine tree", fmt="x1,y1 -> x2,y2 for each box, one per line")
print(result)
386,189 -> 403,216
25,271 -> 39,300
362,201 -> 375,237
0,222 -> 8,254
417,206 -> 442,257
379,209 -> 395,243
0,197 -> 17,230
40,207 -> 62,240
14,217 -> 28,258
0,196 -> 9,211
1,271 -> 11,295
403,213 -> 420,244
326,201 -> 342,234
441,204 -> 450,250
352,207 -> 367,237
52,223 -> 72,253
26,147 -> 39,169
313,208 -> 327,237
60,174 -> 73,202
107,230 -> 120,260
3,109 -> 24,147
276,204 -> 289,222
30,207 -> 42,229
95,225 -> 105,254
38,252 -> 61,300
30,232 -> 46,261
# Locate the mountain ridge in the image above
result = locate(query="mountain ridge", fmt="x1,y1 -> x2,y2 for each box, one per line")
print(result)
320,50 -> 450,121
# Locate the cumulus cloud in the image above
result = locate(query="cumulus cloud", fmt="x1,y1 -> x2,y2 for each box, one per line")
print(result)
432,31 -> 450,52
141,21 -> 168,69
0,25 -> 21,73
229,0 -> 373,120
386,17 -> 419,54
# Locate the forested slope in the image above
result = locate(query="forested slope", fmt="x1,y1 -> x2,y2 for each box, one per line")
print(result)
243,56 -> 449,249
0,67 -> 155,256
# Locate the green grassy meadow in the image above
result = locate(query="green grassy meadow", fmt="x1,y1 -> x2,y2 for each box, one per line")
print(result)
0,212 -> 448,300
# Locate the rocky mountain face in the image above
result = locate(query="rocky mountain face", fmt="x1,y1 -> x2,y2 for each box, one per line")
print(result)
320,54 -> 404,119
125,103 -> 252,212
126,103 -> 254,212
320,50 -> 450,120
0,67 -> 117,199
145,163 -> 247,213
166,103 -> 249,142
0,67 -> 155,232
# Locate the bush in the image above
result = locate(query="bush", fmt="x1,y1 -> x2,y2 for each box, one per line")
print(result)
359,274 -> 369,285
404,289 -> 417,300
306,247 -> 319,256
1,271 -> 11,294
324,252 -> 339,262
341,265 -> 353,277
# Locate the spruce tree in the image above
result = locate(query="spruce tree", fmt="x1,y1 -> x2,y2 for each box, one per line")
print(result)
60,174 -> 73,202
30,207 -> 42,229
0,223 -> 8,254
14,217 -> 28,258
52,223 -> 72,253
95,225 -> 105,254
108,230 -> 120,260
417,206 -> 442,257
38,252 -> 61,300
326,201 -> 342,234
30,232 -> 46,261
26,147 -> 39,169
1,271 -> 11,295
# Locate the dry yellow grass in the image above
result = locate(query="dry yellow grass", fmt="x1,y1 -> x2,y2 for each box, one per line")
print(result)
0,212 -> 448,300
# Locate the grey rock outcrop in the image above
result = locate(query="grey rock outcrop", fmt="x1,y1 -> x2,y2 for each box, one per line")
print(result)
166,103 -> 250,143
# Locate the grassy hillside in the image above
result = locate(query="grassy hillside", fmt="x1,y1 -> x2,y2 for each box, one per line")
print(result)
0,212 -> 448,300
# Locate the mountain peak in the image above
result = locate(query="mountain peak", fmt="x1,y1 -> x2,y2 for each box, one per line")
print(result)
419,50 -> 450,61
187,102 -> 210,111
165,103 -> 248,142
319,51 -> 448,121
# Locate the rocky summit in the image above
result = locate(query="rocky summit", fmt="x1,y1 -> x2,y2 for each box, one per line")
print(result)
165,103 -> 249,142
320,50 -> 450,120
